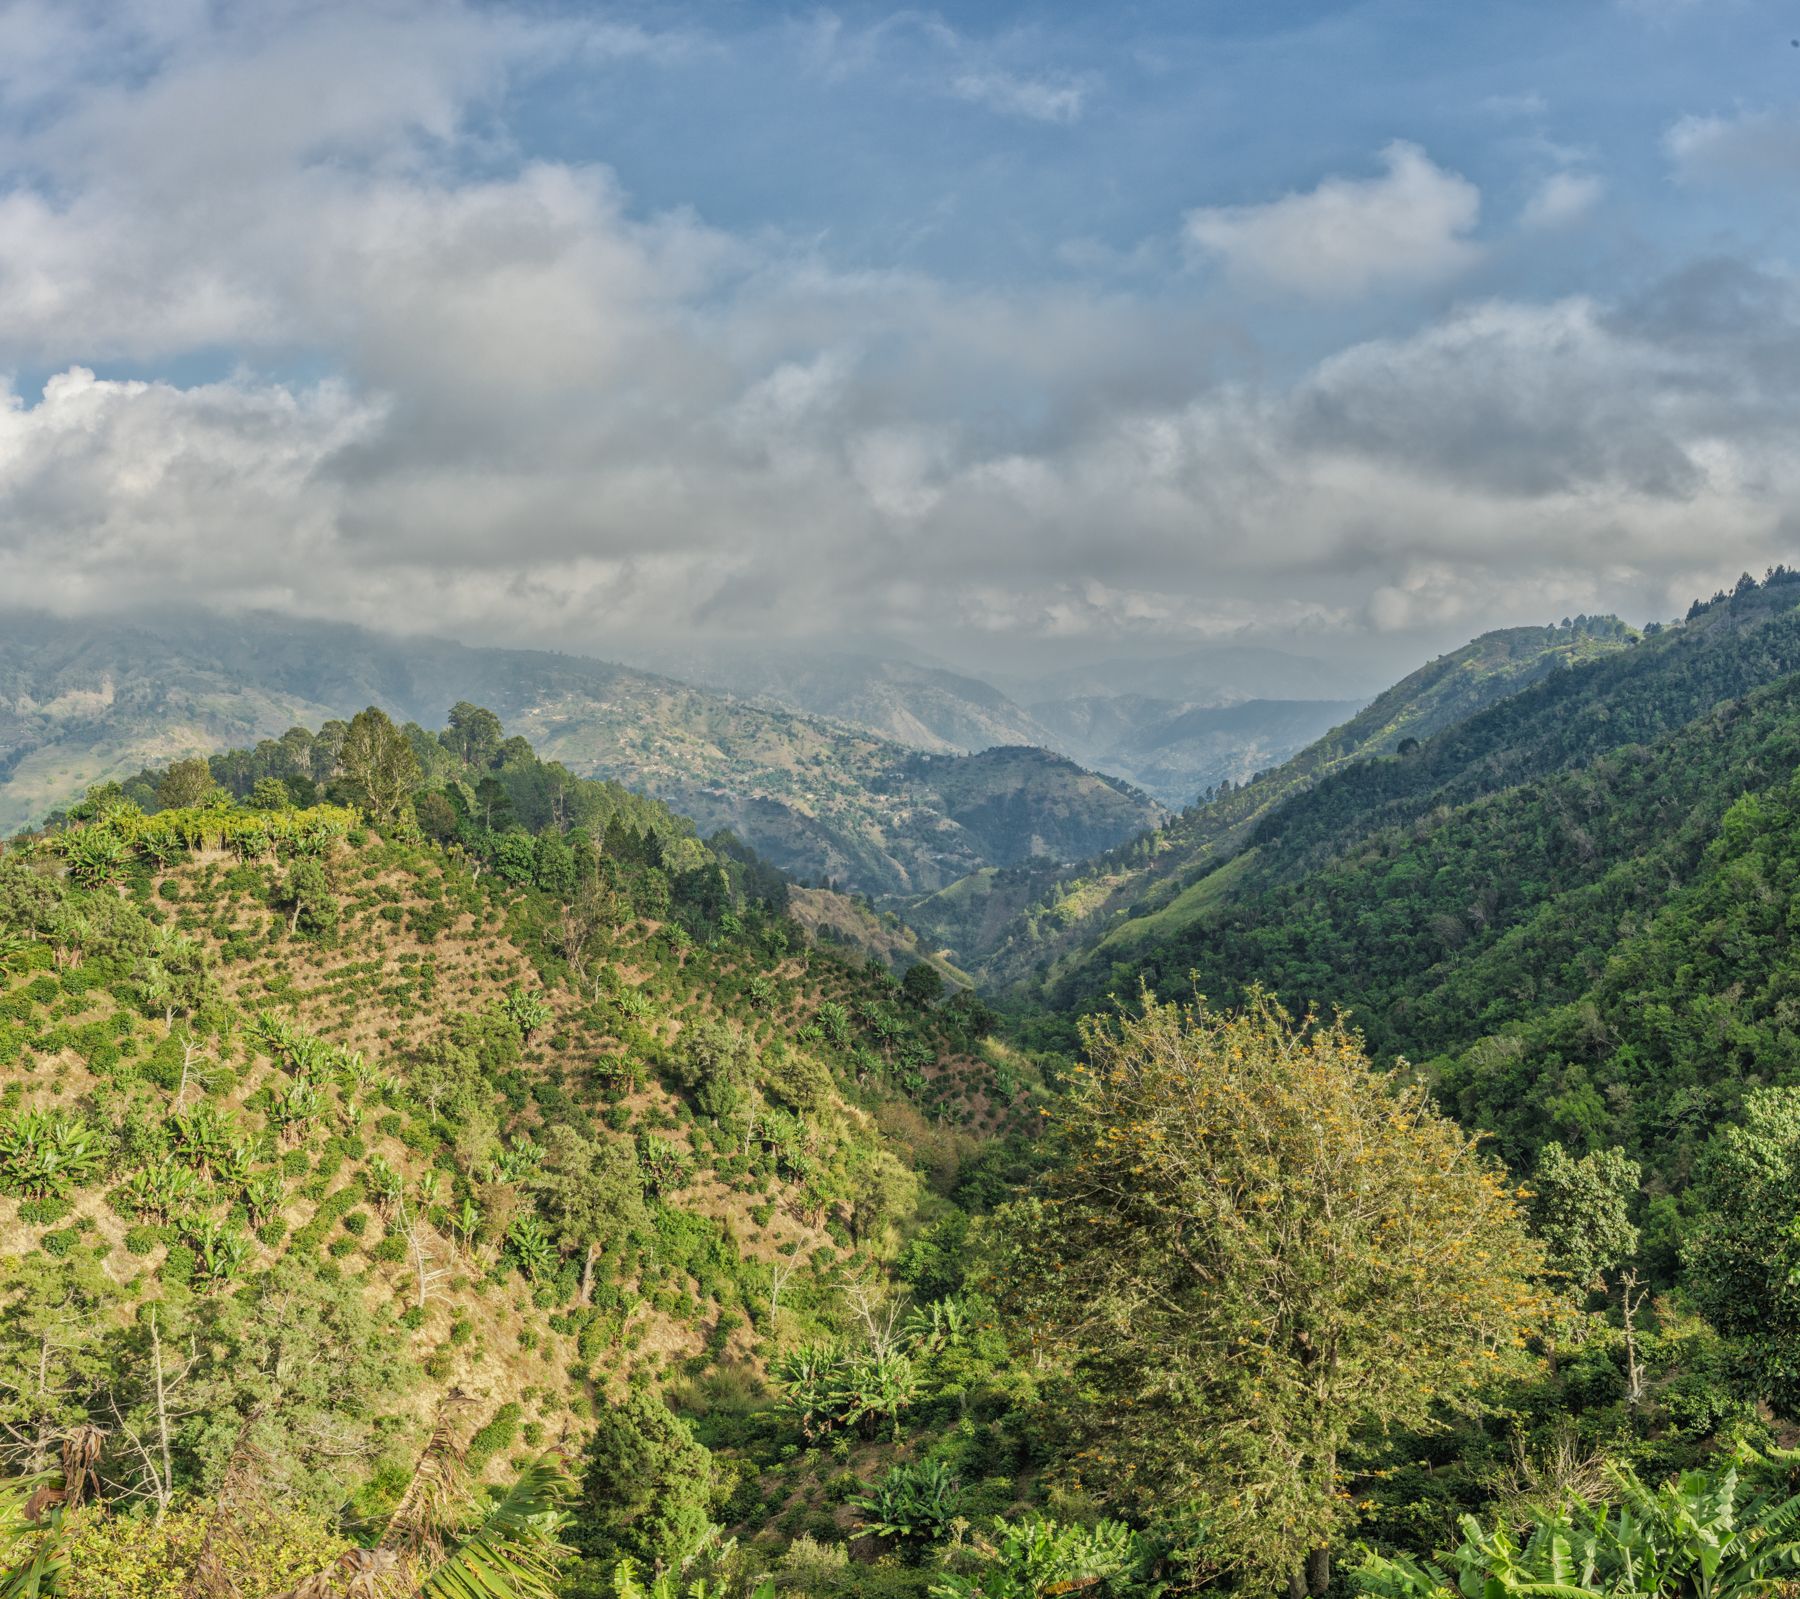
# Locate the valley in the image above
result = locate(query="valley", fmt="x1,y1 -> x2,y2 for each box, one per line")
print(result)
13,578 -> 1800,1594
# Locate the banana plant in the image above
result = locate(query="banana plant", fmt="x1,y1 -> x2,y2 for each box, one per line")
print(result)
501,985 -> 552,1042
930,1515 -> 1141,1599
168,1103 -> 236,1178
505,1214 -> 559,1283
0,1476 -> 69,1597
1353,1461 -> 1800,1599
187,1218 -> 251,1286
119,1158 -> 204,1222
0,1111 -> 101,1200
366,1154 -> 405,1217
244,1171 -> 286,1228
268,1080 -> 325,1143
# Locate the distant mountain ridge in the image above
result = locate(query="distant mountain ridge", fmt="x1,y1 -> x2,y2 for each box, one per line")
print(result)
619,639 -> 1372,808
0,611 -> 1164,899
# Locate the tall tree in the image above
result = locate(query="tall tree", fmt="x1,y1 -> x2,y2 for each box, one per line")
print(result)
1687,1087 -> 1800,1414
337,707 -> 420,827
156,758 -> 219,811
1000,991 -> 1549,1594
443,702 -> 505,769
531,1126 -> 647,1303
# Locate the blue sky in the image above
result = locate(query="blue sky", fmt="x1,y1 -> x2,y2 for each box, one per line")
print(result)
0,0 -> 1795,678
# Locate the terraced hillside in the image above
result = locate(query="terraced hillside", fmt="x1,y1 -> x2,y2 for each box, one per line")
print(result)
0,738 -> 1030,1592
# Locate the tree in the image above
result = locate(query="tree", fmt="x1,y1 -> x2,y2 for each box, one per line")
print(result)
414,789 -> 461,843
1000,992 -> 1550,1593
247,776 -> 293,811
532,1126 -> 646,1303
276,859 -> 337,937
1531,1142 -> 1645,1397
901,961 -> 945,1008
156,757 -> 219,811
1532,1143 -> 1640,1290
0,1255 -> 114,1472
573,1393 -> 717,1576
1687,1087 -> 1800,1413
337,707 -> 420,826
444,702 -> 506,769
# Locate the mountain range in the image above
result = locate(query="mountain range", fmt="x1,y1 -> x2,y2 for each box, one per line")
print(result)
0,612 -> 1163,898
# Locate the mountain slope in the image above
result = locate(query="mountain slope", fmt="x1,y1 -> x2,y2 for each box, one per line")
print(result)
0,715 -> 1027,1588
1030,573 -> 1800,1187
908,616 -> 1634,984
0,613 -> 1163,897
1060,696 -> 1368,807
613,643 -> 1058,755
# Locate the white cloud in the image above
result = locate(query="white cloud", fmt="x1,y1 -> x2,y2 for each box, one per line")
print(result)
1665,108 -> 1800,184
0,2 -> 1791,665
948,69 -> 1087,124
798,9 -> 1091,124
1183,142 -> 1481,299
1520,169 -> 1602,229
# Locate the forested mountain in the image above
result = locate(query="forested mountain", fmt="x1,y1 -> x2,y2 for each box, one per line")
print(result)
1033,696 -> 1366,808
23,585 -> 1800,1596
906,616 -> 1633,984
0,709 -> 1027,1594
610,645 -> 1361,812
1034,575 -> 1800,1184
0,614 -> 1162,899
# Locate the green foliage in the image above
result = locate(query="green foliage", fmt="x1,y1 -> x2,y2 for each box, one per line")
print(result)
1532,1143 -> 1641,1290
575,1393 -> 719,1574
1686,1088 -> 1800,1413
852,1460 -> 961,1542
1353,1463 -> 1800,1599
931,1515 -> 1141,1599
0,1109 -> 101,1198
1002,992 -> 1552,1588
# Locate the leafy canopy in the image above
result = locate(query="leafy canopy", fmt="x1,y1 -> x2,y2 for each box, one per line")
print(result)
1002,990 -> 1551,1587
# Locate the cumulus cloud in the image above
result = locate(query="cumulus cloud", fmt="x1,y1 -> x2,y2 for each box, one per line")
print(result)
0,2 -> 1792,667
1665,108 -> 1800,184
1183,142 -> 1482,299
1520,169 -> 1602,229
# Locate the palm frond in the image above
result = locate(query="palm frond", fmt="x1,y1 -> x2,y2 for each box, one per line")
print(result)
414,1454 -> 574,1599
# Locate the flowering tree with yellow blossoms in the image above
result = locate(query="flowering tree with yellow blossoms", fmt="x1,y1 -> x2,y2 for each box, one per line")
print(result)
1000,990 -> 1551,1595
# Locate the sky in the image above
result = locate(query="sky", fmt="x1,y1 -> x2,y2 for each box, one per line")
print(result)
0,0 -> 1795,683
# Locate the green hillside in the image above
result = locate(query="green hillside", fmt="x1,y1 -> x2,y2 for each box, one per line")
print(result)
0,714 -> 1033,1595
905,617 -> 1632,986
21,588 -> 1800,1596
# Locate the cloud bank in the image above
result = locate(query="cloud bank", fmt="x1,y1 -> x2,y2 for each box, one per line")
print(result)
0,2 -> 1792,672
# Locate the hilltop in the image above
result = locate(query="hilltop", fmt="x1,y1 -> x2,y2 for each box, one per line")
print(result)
0,613 -> 1162,899
0,710 -> 1032,1591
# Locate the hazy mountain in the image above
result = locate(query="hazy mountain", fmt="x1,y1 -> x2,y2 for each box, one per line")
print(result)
1005,641 -> 1366,706
614,642 -> 1056,754
620,640 -> 1373,809
1028,694 -> 1367,807
0,611 -> 1162,897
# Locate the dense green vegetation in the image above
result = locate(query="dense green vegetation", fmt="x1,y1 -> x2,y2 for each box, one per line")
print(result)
910,617 -> 1636,989
16,573 -> 1800,1596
